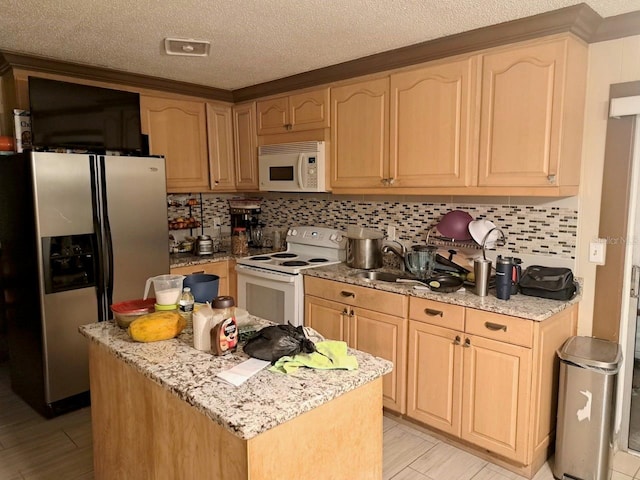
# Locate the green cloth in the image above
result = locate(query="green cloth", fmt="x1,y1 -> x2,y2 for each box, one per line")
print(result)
269,340 -> 359,374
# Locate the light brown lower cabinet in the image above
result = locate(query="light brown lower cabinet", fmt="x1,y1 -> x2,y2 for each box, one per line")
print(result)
170,260 -> 234,298
304,276 -> 408,414
407,297 -> 577,477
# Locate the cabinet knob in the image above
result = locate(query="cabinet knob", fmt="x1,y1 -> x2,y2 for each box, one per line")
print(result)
463,338 -> 471,348
547,174 -> 556,183
342,308 -> 349,315
388,177 -> 395,186
380,178 -> 388,186
452,335 -> 461,345
340,291 -> 355,298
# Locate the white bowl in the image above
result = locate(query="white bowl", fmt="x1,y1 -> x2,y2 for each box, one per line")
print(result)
468,220 -> 501,248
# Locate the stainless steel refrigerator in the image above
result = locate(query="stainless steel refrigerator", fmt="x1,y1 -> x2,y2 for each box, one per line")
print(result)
0,152 -> 169,417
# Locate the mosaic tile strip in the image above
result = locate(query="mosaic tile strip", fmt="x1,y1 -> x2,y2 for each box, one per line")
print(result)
167,194 -> 578,260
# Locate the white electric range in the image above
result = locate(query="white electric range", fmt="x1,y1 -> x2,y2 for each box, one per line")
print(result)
235,226 -> 346,326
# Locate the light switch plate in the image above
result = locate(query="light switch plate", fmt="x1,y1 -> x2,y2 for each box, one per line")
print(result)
387,226 -> 396,241
589,239 -> 606,265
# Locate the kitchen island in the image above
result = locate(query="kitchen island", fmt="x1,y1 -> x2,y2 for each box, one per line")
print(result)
80,320 -> 392,480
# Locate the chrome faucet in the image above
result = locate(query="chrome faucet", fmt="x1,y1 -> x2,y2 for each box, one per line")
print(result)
381,240 -> 407,269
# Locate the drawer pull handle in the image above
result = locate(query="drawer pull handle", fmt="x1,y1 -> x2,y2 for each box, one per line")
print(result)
485,322 -> 507,332
463,338 -> 471,348
340,291 -> 355,298
452,335 -> 461,345
192,270 -> 205,274
424,308 -> 443,317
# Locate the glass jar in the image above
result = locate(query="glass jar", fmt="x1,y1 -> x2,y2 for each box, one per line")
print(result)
231,227 -> 249,255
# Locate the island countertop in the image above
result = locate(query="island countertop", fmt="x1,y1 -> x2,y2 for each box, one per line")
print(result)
79,320 -> 393,440
303,263 -> 581,322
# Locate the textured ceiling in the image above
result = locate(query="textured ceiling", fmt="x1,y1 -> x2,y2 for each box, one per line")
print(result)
1,0 -> 639,90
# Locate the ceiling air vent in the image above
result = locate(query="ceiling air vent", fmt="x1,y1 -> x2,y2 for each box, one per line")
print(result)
164,38 -> 210,57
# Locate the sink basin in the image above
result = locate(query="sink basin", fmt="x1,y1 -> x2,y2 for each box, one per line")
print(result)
352,271 -> 411,283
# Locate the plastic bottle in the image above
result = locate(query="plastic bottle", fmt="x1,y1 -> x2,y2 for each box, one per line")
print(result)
179,287 -> 195,323
210,296 -> 238,355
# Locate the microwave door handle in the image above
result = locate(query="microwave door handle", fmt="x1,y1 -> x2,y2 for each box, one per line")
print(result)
297,153 -> 305,189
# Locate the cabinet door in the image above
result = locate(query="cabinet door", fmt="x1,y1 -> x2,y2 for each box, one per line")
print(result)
140,96 -> 209,192
206,103 -> 236,191
233,102 -> 259,191
304,295 -> 348,342
289,88 -> 330,131
461,334 -> 532,463
406,321 -> 463,436
256,97 -> 289,135
477,40 -> 566,187
350,307 -> 407,414
170,261 -> 229,297
331,78 -> 389,188
390,58 -> 478,187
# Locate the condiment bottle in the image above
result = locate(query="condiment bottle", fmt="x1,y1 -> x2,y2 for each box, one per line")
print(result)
231,227 -> 249,256
210,296 -> 238,355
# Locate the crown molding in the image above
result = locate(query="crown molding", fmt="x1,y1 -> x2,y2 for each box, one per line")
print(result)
232,3 -> 602,102
3,4 -> 640,104
593,10 -> 640,42
0,51 -> 234,102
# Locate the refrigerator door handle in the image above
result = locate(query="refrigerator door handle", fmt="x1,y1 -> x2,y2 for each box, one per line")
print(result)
91,154 -> 112,321
98,156 -> 115,307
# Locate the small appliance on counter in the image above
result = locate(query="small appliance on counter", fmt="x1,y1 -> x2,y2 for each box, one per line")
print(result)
229,198 -> 263,247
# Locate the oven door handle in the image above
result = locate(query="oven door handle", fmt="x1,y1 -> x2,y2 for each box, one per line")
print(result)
235,264 -> 299,283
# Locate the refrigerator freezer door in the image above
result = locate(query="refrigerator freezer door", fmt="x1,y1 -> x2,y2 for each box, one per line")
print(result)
102,156 -> 170,304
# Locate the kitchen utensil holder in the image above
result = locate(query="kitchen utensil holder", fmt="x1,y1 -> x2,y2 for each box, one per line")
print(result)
481,227 -> 507,260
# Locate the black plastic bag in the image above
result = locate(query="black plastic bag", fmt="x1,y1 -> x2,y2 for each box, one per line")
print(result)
243,324 -> 317,363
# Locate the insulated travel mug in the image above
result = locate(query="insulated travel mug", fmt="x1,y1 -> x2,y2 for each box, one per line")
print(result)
474,258 -> 492,297
495,255 -> 513,300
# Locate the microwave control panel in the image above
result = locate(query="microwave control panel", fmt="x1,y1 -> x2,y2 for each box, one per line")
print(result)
302,156 -> 318,189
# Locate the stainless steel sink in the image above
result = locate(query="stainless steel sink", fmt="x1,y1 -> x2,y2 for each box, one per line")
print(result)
352,271 -> 411,283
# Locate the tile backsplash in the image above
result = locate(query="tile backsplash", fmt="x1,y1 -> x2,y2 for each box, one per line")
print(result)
167,193 -> 578,260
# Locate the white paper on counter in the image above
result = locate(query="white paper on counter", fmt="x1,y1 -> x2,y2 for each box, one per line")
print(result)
216,358 -> 271,386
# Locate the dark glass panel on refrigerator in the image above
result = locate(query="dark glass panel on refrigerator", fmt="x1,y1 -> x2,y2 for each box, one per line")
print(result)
42,234 -> 97,294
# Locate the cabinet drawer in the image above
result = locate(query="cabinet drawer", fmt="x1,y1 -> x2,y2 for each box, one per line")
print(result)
465,309 -> 533,348
304,276 -> 407,317
409,297 -> 464,331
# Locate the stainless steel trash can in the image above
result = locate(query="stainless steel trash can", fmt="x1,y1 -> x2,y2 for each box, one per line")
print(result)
553,336 -> 622,480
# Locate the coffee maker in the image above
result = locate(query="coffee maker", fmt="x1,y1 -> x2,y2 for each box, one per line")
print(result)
229,198 -> 263,247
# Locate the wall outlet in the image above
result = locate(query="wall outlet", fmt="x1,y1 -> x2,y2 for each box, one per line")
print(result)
387,225 -> 396,241
589,239 -> 606,265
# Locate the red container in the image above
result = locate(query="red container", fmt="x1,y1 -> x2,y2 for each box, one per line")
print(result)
0,136 -> 15,151
110,298 -> 156,328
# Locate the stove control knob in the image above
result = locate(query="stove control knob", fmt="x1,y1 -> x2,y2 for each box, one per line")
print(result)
290,229 -> 297,236
334,234 -> 343,243
329,233 -> 336,241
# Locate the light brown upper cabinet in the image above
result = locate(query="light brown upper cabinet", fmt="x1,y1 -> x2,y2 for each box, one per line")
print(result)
331,78 -> 390,188
390,57 -> 479,188
140,96 -> 209,192
233,102 -> 259,191
256,88 -> 330,135
206,103 -> 236,191
477,36 -> 587,188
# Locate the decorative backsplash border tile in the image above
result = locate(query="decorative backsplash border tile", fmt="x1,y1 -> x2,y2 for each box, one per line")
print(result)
167,193 -> 577,260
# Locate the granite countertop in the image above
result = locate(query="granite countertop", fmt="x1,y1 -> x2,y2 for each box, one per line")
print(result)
79,319 -> 393,440
170,247 -> 276,268
304,263 -> 581,322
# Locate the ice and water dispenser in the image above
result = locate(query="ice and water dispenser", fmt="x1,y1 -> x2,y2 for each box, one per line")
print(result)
42,234 -> 96,294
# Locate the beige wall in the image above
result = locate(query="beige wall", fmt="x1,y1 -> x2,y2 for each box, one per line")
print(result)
577,35 -> 640,336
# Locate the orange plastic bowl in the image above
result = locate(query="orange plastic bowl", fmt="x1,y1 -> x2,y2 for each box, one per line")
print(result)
0,136 -> 15,151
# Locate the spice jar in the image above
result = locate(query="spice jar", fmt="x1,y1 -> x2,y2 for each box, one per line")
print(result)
231,227 -> 249,255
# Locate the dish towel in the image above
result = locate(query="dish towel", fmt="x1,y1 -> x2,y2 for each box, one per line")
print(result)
269,340 -> 358,374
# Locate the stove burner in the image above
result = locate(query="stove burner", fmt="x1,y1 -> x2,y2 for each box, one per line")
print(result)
282,261 -> 309,267
271,253 -> 297,259
249,256 -> 271,261
308,258 -> 329,263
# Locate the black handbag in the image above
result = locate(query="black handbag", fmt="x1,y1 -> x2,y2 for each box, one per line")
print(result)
519,266 -> 577,300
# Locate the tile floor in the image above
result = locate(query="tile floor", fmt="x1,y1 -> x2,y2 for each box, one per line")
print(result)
2,359 -> 640,479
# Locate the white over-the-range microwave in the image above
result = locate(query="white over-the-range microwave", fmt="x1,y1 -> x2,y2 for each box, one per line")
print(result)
258,141 -> 327,192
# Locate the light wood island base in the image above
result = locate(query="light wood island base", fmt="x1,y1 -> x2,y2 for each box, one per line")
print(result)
89,342 -> 383,480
